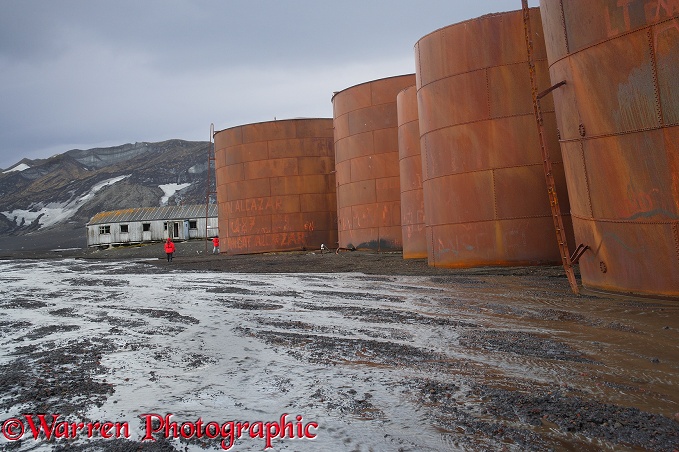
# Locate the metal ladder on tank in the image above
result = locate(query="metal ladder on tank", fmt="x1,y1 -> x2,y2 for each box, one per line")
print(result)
521,1 -> 580,295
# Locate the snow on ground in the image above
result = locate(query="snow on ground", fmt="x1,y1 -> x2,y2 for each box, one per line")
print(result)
159,183 -> 191,206
3,163 -> 30,173
1,175 -> 130,229
0,259 -> 455,451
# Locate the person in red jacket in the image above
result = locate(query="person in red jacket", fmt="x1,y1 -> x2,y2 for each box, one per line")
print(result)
212,235 -> 220,255
164,237 -> 176,262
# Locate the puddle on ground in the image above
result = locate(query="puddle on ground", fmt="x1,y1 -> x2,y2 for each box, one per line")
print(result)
0,259 -> 677,451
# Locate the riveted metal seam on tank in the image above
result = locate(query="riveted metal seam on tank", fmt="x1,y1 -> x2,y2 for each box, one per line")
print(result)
570,213 -> 678,225
546,15 -> 679,67
647,28 -> 664,126
425,213 -> 571,227
558,0 -> 569,53
423,162 -> 559,179
420,111 -> 558,142
416,58 -> 552,93
557,127 -> 665,143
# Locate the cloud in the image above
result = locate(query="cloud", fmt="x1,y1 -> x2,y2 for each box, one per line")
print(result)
0,0 -> 539,169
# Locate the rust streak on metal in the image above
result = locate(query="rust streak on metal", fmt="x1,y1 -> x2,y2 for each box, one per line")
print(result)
522,0 -> 579,294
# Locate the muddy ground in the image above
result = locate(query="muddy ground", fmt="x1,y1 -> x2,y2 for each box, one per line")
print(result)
0,241 -> 678,451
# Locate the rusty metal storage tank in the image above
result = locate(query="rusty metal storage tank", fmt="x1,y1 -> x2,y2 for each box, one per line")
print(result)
415,8 -> 574,268
332,74 -> 416,251
540,1 -> 679,298
213,118 -> 337,254
397,85 -> 427,259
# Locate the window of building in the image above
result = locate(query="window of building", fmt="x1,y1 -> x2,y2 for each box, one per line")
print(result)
99,225 -> 111,235
189,220 -> 197,229
120,224 -> 129,233
142,223 -> 151,232
164,222 -> 168,231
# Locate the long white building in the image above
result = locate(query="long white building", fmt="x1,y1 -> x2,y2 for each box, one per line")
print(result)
86,204 -> 218,247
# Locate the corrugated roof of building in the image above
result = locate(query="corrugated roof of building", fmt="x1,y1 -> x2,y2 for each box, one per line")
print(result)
87,204 -> 218,225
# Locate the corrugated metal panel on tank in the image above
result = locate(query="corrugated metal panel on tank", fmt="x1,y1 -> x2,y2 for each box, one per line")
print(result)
213,118 -> 337,255
332,74 -> 416,252
540,0 -> 679,298
414,8 -> 574,268
397,85 -> 427,259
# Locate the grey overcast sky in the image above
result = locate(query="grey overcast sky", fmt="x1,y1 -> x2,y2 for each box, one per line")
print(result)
0,0 -> 538,170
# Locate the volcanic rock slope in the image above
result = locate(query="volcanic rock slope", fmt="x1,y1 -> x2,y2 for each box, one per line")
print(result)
0,140 -> 212,250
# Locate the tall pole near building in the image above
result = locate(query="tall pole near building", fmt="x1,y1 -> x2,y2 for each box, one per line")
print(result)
205,123 -> 215,255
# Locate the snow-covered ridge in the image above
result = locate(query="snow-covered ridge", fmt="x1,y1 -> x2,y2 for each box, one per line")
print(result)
1,174 -> 130,229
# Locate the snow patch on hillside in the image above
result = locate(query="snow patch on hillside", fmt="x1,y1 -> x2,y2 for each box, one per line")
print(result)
3,163 -> 30,173
159,183 -> 191,206
1,174 -> 130,229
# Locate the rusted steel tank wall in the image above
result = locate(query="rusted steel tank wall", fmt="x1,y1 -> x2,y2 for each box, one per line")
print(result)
415,8 -> 574,268
332,74 -> 416,251
214,119 -> 337,254
397,85 -> 427,259
540,1 -> 679,297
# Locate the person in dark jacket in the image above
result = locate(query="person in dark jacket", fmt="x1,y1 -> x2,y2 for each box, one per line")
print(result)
164,237 -> 176,262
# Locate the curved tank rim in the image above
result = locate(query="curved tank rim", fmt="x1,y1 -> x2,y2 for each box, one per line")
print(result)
413,7 -> 535,48
213,117 -> 333,136
398,84 -> 417,96
330,73 -> 416,102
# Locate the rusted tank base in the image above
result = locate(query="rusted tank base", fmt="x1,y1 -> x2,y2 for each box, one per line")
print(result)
580,286 -> 679,303
226,229 -> 337,256
345,239 -> 401,253
573,218 -> 679,299
426,217 -> 570,268
338,226 -> 401,253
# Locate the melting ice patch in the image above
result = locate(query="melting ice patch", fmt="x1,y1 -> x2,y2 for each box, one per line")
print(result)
0,260 -> 453,451
159,183 -> 191,206
1,174 -> 130,229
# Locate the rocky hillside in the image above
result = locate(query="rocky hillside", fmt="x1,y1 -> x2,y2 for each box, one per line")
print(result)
0,140 -> 213,251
